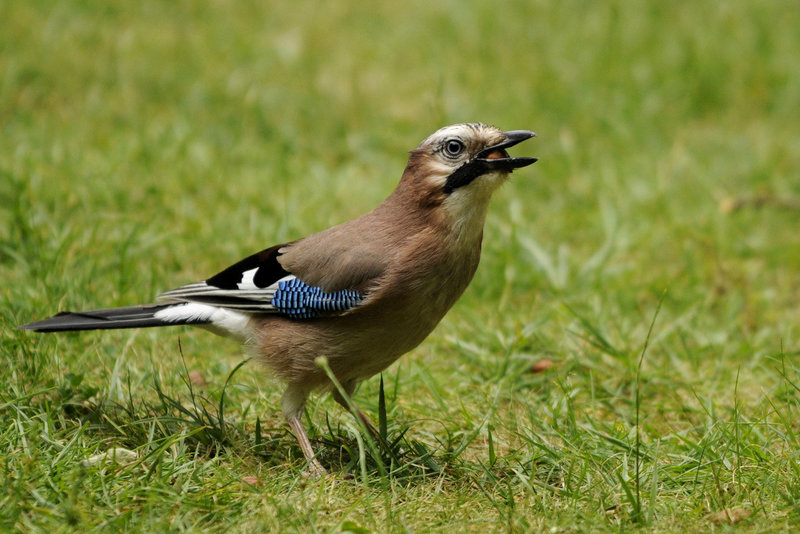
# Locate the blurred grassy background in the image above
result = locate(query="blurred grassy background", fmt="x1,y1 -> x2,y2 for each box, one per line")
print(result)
2,1 -> 799,532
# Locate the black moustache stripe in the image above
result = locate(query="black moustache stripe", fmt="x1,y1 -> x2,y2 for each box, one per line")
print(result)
442,160 -> 490,195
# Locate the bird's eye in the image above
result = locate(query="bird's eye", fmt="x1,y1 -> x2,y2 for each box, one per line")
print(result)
443,139 -> 465,158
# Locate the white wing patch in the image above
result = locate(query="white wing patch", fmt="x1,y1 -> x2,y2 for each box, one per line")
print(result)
238,268 -> 259,290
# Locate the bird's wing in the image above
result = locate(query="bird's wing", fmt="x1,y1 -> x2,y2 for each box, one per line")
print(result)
157,242 -> 381,319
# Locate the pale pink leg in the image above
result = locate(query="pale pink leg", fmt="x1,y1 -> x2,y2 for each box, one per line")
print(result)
282,384 -> 326,476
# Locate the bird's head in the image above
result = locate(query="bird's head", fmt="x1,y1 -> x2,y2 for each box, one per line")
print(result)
400,123 -> 537,213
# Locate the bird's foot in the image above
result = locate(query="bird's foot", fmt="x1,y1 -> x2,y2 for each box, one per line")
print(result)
301,458 -> 327,479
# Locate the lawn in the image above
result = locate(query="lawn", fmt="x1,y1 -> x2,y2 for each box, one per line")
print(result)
2,1 -> 800,532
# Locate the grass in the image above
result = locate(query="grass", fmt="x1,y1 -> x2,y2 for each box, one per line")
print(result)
2,0 -> 800,531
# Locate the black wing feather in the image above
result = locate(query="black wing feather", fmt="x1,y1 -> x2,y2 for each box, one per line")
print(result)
205,244 -> 290,289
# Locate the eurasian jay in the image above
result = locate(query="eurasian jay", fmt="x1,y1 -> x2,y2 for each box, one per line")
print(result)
20,123 -> 537,474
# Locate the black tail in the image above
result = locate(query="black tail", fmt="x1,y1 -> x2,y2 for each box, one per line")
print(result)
19,303 -> 210,333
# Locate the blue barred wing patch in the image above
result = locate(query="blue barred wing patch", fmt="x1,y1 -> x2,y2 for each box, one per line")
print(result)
271,278 -> 364,319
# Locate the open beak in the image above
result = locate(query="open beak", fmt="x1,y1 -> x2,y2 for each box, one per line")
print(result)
477,130 -> 538,171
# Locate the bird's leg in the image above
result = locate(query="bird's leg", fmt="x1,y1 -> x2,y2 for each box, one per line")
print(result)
332,380 -> 380,440
282,384 -> 325,477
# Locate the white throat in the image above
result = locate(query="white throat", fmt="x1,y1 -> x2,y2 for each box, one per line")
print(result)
441,171 -> 505,246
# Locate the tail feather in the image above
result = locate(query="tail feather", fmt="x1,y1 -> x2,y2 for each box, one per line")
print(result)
19,303 -> 212,332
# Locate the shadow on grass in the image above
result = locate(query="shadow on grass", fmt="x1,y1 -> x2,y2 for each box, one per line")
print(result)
28,357 -> 461,484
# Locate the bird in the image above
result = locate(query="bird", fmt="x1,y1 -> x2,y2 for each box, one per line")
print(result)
20,123 -> 537,475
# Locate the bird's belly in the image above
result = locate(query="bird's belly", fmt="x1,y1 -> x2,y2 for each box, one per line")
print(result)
249,304 -> 444,388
